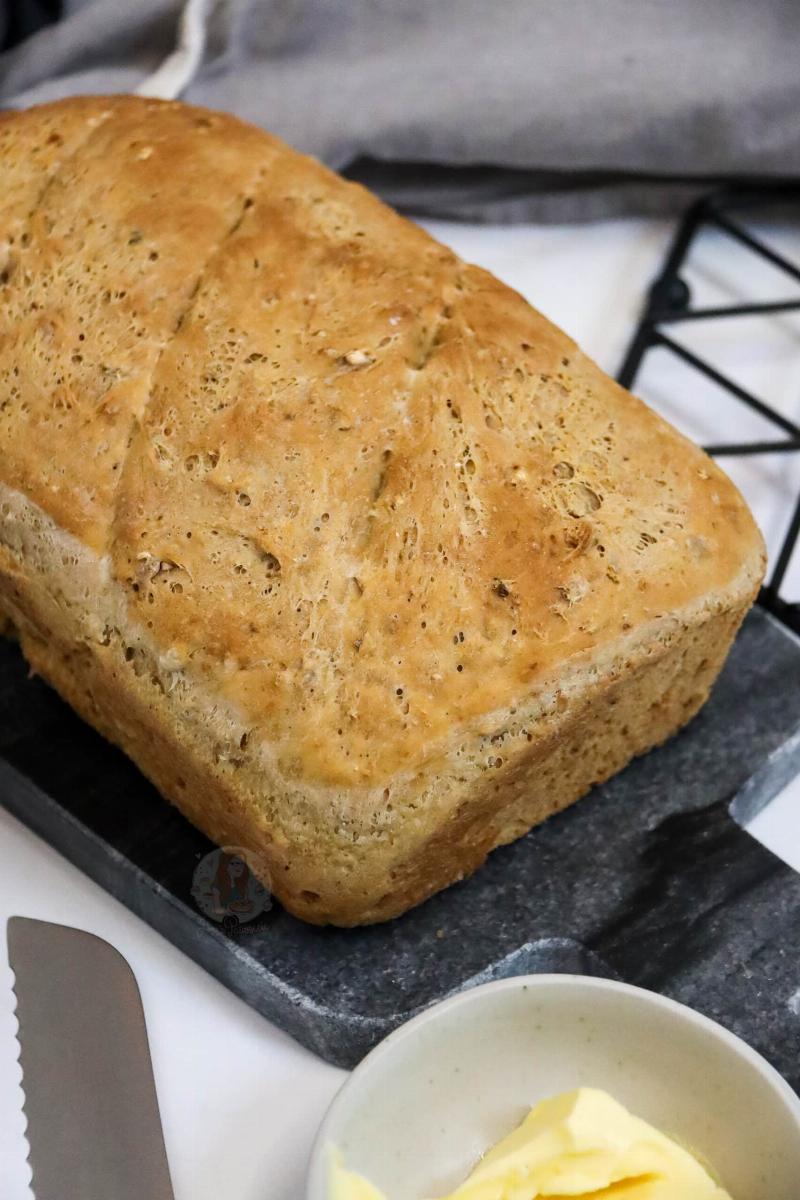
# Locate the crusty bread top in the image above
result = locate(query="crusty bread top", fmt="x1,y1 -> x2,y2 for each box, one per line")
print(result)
0,98 -> 764,790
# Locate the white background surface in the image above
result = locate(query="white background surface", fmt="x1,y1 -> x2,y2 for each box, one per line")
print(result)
1,213 -> 799,1199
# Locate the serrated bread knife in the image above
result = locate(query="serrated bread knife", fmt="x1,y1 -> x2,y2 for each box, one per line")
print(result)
7,917 -> 175,1200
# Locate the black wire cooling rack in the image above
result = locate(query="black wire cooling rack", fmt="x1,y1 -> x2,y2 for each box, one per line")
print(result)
617,187 -> 800,636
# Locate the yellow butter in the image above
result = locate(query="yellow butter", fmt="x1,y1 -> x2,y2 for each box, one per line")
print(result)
330,1150 -> 388,1200
329,1087 -> 733,1199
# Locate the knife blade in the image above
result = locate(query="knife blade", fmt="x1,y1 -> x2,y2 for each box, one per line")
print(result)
7,916 -> 175,1200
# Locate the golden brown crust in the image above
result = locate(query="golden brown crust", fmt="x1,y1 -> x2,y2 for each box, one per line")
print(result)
0,97 -> 766,924
0,97 -> 275,550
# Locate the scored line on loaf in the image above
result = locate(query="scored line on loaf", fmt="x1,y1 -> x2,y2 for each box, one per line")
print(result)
106,158 -> 276,563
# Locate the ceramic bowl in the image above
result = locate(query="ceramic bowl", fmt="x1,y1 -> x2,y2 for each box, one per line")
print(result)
307,974 -> 800,1199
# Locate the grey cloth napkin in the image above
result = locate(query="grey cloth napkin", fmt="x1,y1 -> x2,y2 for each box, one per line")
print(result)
2,0 -> 799,222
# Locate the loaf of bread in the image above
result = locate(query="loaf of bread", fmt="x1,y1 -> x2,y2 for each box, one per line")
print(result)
0,97 -> 764,925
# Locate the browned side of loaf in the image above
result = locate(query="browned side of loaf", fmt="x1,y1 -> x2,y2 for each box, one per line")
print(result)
3,542 -> 753,925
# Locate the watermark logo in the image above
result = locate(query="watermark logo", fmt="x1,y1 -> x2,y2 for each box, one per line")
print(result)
191,846 -> 272,934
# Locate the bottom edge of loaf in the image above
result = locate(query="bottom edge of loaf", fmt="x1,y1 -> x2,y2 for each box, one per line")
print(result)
3,588 -> 751,926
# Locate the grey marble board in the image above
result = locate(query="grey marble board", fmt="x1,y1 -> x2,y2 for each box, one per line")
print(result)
1,605 -> 800,1076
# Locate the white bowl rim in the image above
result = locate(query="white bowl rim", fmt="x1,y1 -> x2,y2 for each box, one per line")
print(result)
307,972 -> 800,1194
